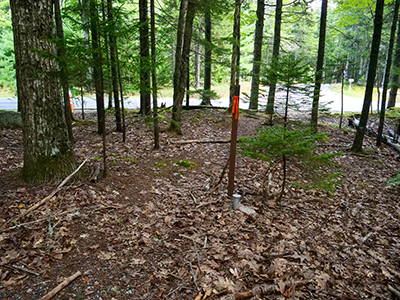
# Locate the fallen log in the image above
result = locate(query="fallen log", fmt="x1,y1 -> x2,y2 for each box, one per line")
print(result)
348,117 -> 400,153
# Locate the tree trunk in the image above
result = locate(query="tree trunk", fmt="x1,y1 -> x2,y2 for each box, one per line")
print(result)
10,0 -> 75,182
266,0 -> 282,116
107,0 -> 122,131
150,0 -> 160,149
249,0 -> 265,110
194,27 -> 201,88
388,8 -> 400,109
201,9 -> 212,106
170,0 -> 197,134
229,0 -> 241,109
54,0 -> 74,143
311,0 -> 328,132
377,0 -> 400,146
351,0 -> 384,153
101,0 -> 113,109
90,0 -> 106,134
139,0 -> 151,116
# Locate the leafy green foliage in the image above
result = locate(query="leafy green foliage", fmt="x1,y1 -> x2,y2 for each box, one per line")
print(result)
175,159 -> 197,168
387,173 -> 400,186
239,125 -> 342,193
240,125 -> 327,161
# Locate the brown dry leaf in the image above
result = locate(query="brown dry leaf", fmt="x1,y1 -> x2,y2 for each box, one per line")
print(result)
316,272 -> 330,290
1,278 -> 17,287
203,288 -> 213,299
53,253 -> 63,260
194,292 -> 203,300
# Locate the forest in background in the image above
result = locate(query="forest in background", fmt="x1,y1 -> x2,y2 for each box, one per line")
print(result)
0,0 -> 397,99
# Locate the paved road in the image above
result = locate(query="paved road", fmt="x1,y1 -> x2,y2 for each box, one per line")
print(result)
0,84 -> 381,113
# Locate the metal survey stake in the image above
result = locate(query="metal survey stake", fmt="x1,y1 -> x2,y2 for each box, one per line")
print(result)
228,85 -> 240,197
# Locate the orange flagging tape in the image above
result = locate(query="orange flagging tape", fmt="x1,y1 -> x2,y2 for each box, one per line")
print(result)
232,95 -> 239,119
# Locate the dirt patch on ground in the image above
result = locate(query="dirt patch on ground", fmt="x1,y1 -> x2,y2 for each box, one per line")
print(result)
1,109 -> 400,299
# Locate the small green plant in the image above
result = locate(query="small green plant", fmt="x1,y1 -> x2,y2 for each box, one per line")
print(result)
93,157 -> 102,161
387,173 -> 400,186
239,125 -> 342,197
156,162 -> 166,167
175,159 -> 197,168
124,158 -> 137,162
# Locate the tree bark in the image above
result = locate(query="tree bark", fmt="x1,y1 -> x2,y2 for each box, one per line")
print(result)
10,0 -> 75,182
90,0 -> 106,134
311,0 -> 328,132
351,0 -> 384,153
107,0 -> 122,131
229,0 -> 241,109
54,0 -> 74,143
377,0 -> 400,146
170,0 -> 197,134
201,9 -> 212,106
388,8 -> 400,109
150,0 -> 160,149
101,0 -> 113,109
139,0 -> 151,116
249,0 -> 265,110
266,0 -> 282,116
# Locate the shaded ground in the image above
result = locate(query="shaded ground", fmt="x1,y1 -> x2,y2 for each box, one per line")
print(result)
1,109 -> 400,299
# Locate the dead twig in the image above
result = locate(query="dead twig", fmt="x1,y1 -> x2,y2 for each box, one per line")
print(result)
1,209 -> 79,232
171,138 -> 230,144
12,159 -> 87,224
388,284 -> 400,299
4,264 -> 40,276
213,157 -> 230,189
40,271 -> 82,300
343,232 -> 374,252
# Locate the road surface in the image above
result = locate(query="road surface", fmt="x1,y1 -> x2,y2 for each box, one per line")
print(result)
0,84 -> 380,113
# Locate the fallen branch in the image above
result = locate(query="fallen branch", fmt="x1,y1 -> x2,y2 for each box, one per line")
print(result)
40,271 -> 82,300
13,159 -> 87,223
388,284 -> 400,299
1,209 -> 80,232
343,232 -> 374,252
235,284 -> 275,299
9,264 -> 40,276
213,157 -> 230,189
171,138 -> 230,145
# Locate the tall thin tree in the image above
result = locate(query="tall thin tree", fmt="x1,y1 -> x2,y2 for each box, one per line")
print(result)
201,8 -> 212,106
311,0 -> 328,132
150,0 -> 160,149
249,0 -> 265,110
377,0 -> 400,146
90,0 -> 106,135
54,0 -> 74,143
351,0 -> 385,153
170,0 -> 197,134
388,8 -> 400,109
266,0 -> 282,119
139,0 -> 151,116
229,0 -> 241,109
107,0 -> 122,131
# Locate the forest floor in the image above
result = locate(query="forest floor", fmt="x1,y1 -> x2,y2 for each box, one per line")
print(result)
1,108 -> 400,300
